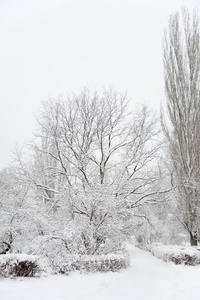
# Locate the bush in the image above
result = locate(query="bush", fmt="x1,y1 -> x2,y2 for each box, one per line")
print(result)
0,254 -> 41,278
149,244 -> 200,266
50,253 -> 130,274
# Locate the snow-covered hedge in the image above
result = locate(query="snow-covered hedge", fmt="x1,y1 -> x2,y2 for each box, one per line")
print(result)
138,243 -> 200,266
50,253 -> 130,274
0,254 -> 41,278
150,244 -> 200,265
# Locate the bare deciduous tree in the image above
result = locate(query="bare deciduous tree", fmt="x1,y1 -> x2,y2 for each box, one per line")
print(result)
12,88 -> 162,255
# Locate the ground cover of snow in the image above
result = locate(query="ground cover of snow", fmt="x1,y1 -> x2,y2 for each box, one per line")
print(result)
1,245 -> 200,300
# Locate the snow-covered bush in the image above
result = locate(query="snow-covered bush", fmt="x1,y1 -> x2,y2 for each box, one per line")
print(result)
0,254 -> 41,277
150,244 -> 200,265
49,253 -> 130,274
0,167 -> 45,254
25,183 -> 131,258
25,235 -> 130,274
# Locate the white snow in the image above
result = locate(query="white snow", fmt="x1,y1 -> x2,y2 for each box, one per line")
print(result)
0,254 -> 37,264
1,245 -> 200,300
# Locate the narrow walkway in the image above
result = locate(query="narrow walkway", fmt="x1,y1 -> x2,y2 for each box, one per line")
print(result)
2,246 -> 200,300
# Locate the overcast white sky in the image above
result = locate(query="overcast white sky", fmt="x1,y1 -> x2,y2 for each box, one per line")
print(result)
0,0 -> 199,169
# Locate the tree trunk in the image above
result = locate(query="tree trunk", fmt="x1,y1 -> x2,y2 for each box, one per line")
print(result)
190,232 -> 198,246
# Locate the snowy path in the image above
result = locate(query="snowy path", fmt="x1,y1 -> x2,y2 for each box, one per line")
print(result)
1,246 -> 200,300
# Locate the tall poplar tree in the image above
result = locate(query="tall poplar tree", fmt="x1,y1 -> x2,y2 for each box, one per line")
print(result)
162,8 -> 200,245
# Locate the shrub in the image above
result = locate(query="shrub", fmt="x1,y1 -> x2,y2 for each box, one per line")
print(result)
150,244 -> 200,266
0,254 -> 41,278
50,253 -> 130,274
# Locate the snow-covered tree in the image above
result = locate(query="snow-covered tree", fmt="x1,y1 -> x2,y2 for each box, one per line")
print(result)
21,88 -> 161,255
162,8 -> 200,245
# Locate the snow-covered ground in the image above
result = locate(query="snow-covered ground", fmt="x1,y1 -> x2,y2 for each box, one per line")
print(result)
1,245 -> 200,300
